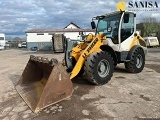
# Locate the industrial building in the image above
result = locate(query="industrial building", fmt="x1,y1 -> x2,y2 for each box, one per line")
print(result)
25,22 -> 95,50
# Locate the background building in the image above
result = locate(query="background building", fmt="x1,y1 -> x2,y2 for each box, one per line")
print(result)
25,22 -> 95,50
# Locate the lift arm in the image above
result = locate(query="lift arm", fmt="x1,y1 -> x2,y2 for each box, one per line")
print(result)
70,34 -> 106,79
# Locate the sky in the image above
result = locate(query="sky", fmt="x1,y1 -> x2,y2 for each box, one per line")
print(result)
0,0 -> 160,38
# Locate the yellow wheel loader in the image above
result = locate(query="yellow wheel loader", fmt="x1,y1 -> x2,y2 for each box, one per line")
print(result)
16,11 -> 147,113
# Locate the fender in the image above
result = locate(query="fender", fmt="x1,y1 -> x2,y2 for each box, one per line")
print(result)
126,45 -> 144,60
100,45 -> 118,63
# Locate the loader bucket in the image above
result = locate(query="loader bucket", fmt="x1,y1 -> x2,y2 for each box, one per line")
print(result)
16,55 -> 73,113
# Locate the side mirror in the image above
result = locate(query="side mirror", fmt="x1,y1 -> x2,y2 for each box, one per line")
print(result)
91,21 -> 96,29
123,14 -> 129,23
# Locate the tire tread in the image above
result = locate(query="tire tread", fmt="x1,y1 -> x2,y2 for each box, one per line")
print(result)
84,51 -> 114,85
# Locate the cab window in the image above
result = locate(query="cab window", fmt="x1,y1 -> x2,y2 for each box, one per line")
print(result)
121,13 -> 134,42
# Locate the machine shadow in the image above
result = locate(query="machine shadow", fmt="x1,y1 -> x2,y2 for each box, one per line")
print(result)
72,66 -> 130,86
72,76 -> 93,86
114,66 -> 129,73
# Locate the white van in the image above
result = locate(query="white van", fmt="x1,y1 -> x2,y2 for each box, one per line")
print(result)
0,33 -> 5,50
18,42 -> 27,48
144,37 -> 159,48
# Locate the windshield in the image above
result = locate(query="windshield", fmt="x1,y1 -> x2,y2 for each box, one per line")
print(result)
0,37 -> 4,40
96,13 -> 121,38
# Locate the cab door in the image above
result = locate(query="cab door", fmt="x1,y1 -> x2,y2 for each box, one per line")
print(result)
119,12 -> 135,51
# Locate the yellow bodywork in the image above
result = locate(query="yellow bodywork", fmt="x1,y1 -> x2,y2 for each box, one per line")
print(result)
70,33 -> 147,80
70,34 -> 106,79
129,35 -> 147,50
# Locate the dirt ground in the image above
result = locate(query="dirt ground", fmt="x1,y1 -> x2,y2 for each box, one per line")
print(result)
0,48 -> 160,120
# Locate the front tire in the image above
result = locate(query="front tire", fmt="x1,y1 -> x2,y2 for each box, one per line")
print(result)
125,48 -> 145,73
84,51 -> 114,85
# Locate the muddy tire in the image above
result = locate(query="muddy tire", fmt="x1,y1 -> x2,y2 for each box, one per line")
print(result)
84,51 -> 114,85
125,48 -> 145,73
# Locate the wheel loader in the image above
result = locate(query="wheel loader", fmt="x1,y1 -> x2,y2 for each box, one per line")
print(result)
16,11 -> 147,113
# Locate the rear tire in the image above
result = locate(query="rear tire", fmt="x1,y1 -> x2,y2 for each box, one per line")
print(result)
125,48 -> 145,73
84,51 -> 114,85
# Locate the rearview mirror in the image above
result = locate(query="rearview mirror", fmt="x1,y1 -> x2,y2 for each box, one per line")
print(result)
91,21 -> 96,29
107,27 -> 112,32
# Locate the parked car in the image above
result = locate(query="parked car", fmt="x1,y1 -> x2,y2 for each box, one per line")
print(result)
0,33 -> 5,50
18,42 -> 27,48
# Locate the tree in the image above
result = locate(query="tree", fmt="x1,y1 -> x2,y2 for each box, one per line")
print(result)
13,37 -> 22,43
141,17 -> 158,37
142,17 -> 157,23
137,17 -> 160,42
5,36 -> 13,41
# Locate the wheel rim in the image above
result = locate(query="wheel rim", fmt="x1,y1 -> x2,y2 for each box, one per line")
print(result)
97,59 -> 110,78
136,54 -> 143,68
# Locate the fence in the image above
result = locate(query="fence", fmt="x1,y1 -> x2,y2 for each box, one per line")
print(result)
7,41 -> 26,48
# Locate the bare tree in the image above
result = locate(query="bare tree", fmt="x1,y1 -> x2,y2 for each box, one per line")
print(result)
141,16 -> 158,37
142,17 -> 157,23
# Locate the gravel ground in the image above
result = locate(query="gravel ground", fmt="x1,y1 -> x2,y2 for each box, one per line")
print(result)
0,48 -> 160,120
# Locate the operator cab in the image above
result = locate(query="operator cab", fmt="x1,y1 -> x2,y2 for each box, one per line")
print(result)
91,11 -> 135,44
